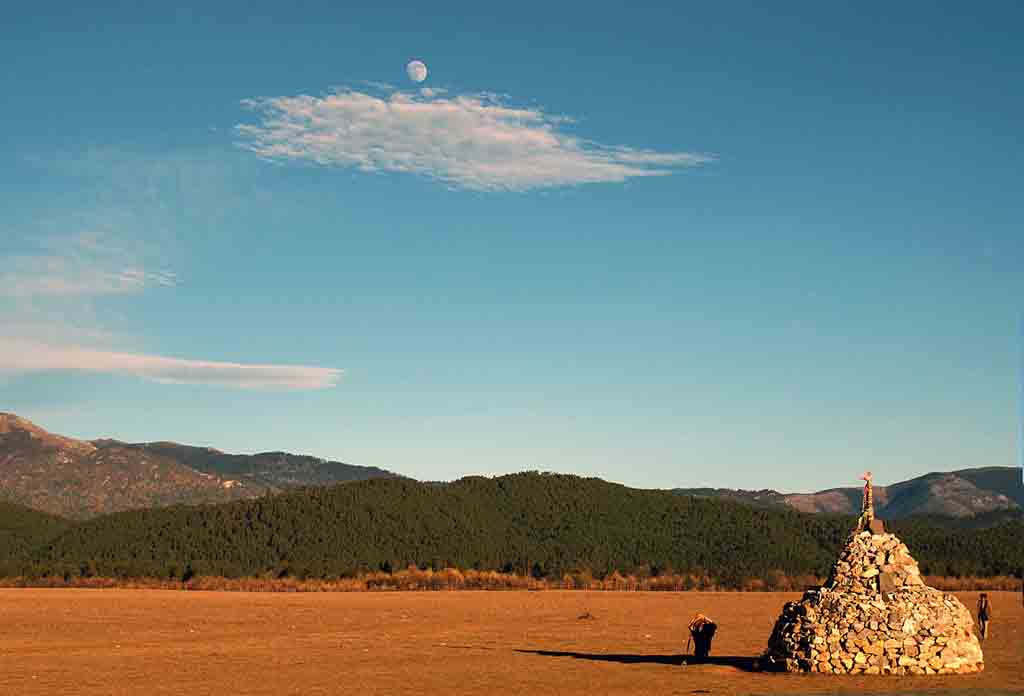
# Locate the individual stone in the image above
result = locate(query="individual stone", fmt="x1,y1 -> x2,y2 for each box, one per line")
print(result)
879,573 -> 898,594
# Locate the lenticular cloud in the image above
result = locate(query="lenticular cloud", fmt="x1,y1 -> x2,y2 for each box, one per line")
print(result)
236,88 -> 713,191
0,339 -> 342,391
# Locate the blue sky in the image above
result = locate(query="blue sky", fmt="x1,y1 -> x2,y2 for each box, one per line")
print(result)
2,2 -> 1021,491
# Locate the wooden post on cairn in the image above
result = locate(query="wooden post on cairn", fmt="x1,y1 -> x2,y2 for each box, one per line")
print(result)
858,471 -> 884,534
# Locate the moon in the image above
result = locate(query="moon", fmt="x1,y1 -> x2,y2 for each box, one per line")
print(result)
406,60 -> 428,83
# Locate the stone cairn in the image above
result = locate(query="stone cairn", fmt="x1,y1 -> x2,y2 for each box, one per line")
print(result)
762,472 -> 984,675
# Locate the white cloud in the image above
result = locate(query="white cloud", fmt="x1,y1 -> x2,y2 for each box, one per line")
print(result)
236,87 -> 714,191
0,338 -> 342,390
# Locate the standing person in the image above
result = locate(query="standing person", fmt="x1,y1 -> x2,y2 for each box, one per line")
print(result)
977,593 -> 992,640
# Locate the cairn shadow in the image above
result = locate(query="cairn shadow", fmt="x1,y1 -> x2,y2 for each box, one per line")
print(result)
515,649 -> 759,672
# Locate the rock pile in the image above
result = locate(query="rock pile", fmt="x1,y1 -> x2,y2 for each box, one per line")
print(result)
763,529 -> 984,675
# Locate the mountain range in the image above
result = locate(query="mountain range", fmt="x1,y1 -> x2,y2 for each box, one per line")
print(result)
675,466 -> 1023,521
1,413 -> 1020,524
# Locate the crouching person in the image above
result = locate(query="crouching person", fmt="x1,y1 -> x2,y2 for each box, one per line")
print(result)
688,613 -> 718,660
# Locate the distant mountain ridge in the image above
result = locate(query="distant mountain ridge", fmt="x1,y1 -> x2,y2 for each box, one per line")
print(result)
103,441 -> 399,490
0,413 -> 400,519
1,413 -> 1020,524
675,466 -> 1023,520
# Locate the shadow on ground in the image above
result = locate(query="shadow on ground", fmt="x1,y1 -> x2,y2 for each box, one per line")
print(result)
515,649 -> 759,671
517,650 -> 1019,696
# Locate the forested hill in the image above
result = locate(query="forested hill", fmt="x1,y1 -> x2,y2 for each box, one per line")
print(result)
8,473 -> 1023,583
0,501 -> 71,560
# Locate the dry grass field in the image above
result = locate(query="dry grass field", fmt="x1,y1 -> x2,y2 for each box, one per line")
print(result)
1,589 -> 1019,695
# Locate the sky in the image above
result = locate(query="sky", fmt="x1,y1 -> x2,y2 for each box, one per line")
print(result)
2,2 -> 1022,492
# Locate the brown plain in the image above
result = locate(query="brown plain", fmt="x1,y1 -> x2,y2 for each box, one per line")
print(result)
2,589 -> 1020,695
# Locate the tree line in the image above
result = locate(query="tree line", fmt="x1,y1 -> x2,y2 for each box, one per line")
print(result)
0,473 -> 1020,585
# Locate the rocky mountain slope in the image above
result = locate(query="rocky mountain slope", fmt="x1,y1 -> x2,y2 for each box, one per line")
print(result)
0,413 -> 399,519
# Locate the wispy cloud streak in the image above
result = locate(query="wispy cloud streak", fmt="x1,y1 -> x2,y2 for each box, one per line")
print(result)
236,88 -> 714,191
0,339 -> 342,390
2,162 -> 342,392
0,231 -> 177,298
